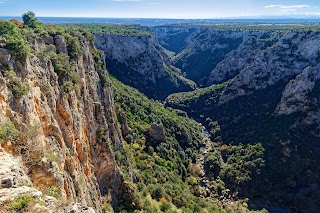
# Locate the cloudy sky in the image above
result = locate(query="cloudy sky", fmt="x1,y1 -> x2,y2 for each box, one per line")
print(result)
0,0 -> 320,18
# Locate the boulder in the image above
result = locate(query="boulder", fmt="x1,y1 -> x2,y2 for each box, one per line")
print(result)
54,35 -> 68,54
148,124 -> 166,142
0,48 -> 11,65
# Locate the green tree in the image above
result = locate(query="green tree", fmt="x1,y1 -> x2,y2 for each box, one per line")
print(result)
66,37 -> 83,59
220,143 -> 265,191
22,11 -> 40,28
0,20 -> 30,60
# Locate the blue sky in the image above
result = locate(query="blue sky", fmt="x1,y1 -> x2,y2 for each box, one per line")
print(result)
0,0 -> 320,18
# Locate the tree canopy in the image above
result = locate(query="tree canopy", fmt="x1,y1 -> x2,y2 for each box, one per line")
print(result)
22,11 -> 41,29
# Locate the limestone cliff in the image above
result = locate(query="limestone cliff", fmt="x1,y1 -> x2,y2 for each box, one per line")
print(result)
154,26 -> 264,85
276,64 -> 320,127
207,36 -> 277,85
0,31 -> 132,212
219,31 -> 320,104
95,34 -> 196,100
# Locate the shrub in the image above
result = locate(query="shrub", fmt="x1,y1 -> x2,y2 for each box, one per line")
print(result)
97,128 -> 107,139
47,186 -> 61,199
50,52 -> 81,91
44,151 -> 60,164
160,200 -> 172,211
204,151 -> 222,178
50,53 -> 71,78
66,36 -> 82,59
62,81 -> 74,93
69,70 -> 81,84
0,20 -> 18,35
0,121 -> 19,143
0,20 -> 30,60
4,70 -> 29,97
10,195 -> 34,210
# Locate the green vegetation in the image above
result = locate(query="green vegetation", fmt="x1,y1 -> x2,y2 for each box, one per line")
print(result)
166,80 -> 231,109
220,143 -> 265,192
10,195 -> 34,210
0,13 -> 97,94
112,77 -> 204,211
62,23 -> 197,100
65,35 -> 83,59
0,20 -> 30,60
48,52 -> 81,92
105,54 -> 195,100
156,26 -> 246,84
47,187 -> 61,199
3,69 -> 29,98
9,194 -> 47,211
22,11 -> 42,30
166,76 -> 320,211
0,121 -> 19,143
4,13 -> 315,212
61,23 -> 152,36
112,75 -> 203,174
111,77 -> 266,212
9,195 -> 46,211
160,22 -> 320,32
50,53 -> 73,78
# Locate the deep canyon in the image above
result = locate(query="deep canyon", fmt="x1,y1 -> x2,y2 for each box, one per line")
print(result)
0,19 -> 320,213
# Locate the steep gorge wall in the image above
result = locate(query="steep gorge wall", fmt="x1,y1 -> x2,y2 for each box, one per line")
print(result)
154,26 -> 268,85
95,34 -> 196,100
0,32 -> 131,212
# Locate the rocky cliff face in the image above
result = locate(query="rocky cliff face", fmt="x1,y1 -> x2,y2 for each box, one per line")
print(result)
276,64 -> 320,127
207,36 -> 277,85
154,26 -> 266,85
95,34 -> 196,100
219,31 -> 320,104
0,31 -> 132,212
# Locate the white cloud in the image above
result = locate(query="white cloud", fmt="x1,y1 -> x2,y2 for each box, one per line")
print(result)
265,5 -> 310,9
281,9 -> 297,12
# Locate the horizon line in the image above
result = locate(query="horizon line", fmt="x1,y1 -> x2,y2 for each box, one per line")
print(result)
1,15 -> 320,20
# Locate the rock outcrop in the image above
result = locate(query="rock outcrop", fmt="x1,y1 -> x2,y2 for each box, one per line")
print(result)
0,147 -> 98,212
54,35 -> 68,54
0,32 -> 132,212
148,124 -> 166,143
276,64 -> 320,126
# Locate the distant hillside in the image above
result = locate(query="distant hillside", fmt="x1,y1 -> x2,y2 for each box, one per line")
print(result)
165,27 -> 320,212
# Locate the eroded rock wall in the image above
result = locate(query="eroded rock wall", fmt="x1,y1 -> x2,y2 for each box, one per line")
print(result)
95,34 -> 196,100
0,33 -> 129,212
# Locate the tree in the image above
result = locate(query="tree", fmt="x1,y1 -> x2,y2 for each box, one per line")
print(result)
0,20 -> 30,60
22,11 -> 39,28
